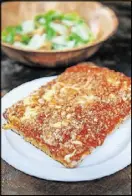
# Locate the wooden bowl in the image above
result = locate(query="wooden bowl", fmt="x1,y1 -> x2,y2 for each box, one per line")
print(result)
1,2 -> 118,68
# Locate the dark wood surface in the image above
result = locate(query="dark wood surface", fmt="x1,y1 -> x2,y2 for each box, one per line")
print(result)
1,2 -> 131,195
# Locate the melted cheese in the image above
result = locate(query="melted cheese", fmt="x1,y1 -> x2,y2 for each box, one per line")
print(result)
60,86 -> 79,95
72,140 -> 82,145
50,120 -> 69,128
107,77 -> 120,86
41,134 -> 54,146
50,122 -> 61,128
21,107 -> 37,121
23,97 -> 32,105
109,93 -> 117,102
76,95 -> 98,105
43,89 -> 55,101
64,150 -> 76,163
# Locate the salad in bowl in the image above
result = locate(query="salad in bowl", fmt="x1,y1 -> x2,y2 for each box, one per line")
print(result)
2,10 -> 95,51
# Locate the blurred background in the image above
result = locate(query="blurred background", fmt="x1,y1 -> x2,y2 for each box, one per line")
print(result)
1,1 -> 131,95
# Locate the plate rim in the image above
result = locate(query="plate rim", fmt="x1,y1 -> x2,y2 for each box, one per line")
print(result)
1,76 -> 131,182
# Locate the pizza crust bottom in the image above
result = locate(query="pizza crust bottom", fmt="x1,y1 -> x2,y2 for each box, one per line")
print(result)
3,113 -> 131,168
10,128 -> 81,168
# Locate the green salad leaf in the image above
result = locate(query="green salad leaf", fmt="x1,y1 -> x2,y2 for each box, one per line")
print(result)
52,43 -> 59,50
46,25 -> 56,40
34,10 -> 64,30
2,31 -> 7,42
34,14 -> 45,28
35,14 -> 45,22
63,12 -> 84,23
68,32 -> 87,46
5,25 -> 22,34
2,25 -> 23,44
21,34 -> 31,44
2,27 -> 15,44
44,10 -> 63,22
2,9 -> 95,49
15,25 -> 23,34
2,32 -> 14,44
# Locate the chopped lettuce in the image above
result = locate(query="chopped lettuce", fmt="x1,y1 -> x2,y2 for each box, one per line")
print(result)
2,26 -> 22,44
35,14 -> 45,22
22,20 -> 35,34
62,12 -> 84,23
62,20 -> 75,27
35,10 -> 63,29
52,35 -> 66,45
15,25 -> 23,34
14,34 -> 46,50
71,23 -> 95,44
2,9 -> 95,50
71,23 -> 90,41
3,33 -> 14,44
46,25 -> 56,40
52,41 -> 75,50
38,18 -> 46,24
44,10 -> 63,22
27,34 -> 46,49
5,25 -> 22,34
13,41 -> 27,49
68,32 -> 86,46
50,22 -> 68,35
66,40 -> 75,49
34,14 -> 46,28
21,34 -> 31,44
52,36 -> 75,50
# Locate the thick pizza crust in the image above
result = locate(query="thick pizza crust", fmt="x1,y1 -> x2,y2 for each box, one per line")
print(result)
2,63 -> 131,168
8,127 -> 78,168
3,111 -> 130,168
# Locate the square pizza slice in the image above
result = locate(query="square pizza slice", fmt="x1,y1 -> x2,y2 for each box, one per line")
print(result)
3,63 -> 131,168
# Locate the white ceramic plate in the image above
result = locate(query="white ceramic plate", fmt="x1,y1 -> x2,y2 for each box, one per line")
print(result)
1,76 -> 131,182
